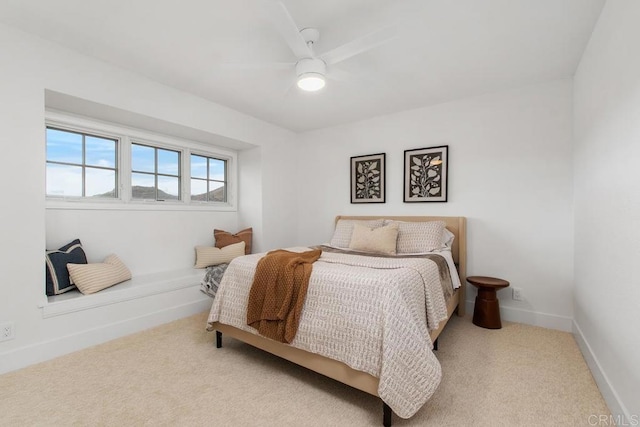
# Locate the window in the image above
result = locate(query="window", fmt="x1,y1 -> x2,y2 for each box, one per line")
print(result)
46,127 -> 118,198
45,111 -> 237,210
131,143 -> 181,201
190,154 -> 227,202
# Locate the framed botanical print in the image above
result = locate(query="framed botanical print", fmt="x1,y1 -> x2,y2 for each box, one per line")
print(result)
350,153 -> 385,203
404,145 -> 448,202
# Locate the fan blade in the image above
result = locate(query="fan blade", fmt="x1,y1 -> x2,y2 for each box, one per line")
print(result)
264,1 -> 312,59
217,62 -> 293,70
320,25 -> 397,65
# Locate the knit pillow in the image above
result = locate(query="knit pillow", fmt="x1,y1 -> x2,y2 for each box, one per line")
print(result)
214,228 -> 252,255
348,223 -> 399,255
67,254 -> 132,295
330,219 -> 385,248
195,241 -> 245,268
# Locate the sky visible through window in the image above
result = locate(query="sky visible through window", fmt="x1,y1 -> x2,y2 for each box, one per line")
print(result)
46,127 -> 227,201
46,128 -> 116,197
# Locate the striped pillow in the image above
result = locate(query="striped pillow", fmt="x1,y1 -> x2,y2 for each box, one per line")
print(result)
67,254 -> 132,295
195,241 -> 245,268
330,219 -> 385,248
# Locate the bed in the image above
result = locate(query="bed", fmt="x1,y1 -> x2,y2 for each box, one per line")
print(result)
207,215 -> 466,426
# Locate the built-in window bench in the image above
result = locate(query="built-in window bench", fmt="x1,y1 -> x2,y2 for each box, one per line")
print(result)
39,268 -> 206,318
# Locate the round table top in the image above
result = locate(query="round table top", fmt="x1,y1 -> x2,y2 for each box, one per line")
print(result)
467,276 -> 510,289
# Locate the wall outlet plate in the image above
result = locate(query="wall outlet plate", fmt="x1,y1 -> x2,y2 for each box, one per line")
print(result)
0,322 -> 15,342
512,287 -> 523,301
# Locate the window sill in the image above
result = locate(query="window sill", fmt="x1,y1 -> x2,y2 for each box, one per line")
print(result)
39,268 -> 206,318
45,199 -> 236,212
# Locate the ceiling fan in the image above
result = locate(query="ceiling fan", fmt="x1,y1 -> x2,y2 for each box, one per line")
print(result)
226,1 -> 397,92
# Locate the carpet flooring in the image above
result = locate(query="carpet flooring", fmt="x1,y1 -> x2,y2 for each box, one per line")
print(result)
0,312 -> 610,426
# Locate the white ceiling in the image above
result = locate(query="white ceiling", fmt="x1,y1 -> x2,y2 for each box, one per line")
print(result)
0,0 -> 604,132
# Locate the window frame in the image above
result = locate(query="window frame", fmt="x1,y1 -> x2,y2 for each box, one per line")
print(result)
189,152 -> 228,204
130,141 -> 182,202
46,126 -> 120,199
45,111 -> 237,212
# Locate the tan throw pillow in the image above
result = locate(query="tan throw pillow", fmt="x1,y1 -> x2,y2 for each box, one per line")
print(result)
348,223 -> 399,255
330,219 -> 385,248
214,228 -> 252,255
195,241 -> 245,268
387,220 -> 446,253
67,254 -> 132,295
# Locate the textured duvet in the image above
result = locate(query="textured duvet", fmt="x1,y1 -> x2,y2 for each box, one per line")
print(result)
207,247 -> 451,418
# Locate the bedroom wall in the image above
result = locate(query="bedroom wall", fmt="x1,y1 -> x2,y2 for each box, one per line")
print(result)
295,79 -> 575,331
0,23 -> 297,372
573,0 -> 640,420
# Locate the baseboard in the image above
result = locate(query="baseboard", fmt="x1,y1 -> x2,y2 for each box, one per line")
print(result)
0,297 -> 212,375
465,300 -> 573,332
573,320 -> 631,424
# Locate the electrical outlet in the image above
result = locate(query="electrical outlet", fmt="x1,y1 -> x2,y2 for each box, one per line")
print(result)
512,287 -> 523,301
0,322 -> 15,342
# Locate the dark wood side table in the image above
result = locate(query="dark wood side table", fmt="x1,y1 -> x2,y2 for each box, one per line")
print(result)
467,276 -> 510,329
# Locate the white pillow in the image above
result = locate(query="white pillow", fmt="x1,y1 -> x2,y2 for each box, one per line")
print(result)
348,223 -> 399,255
67,254 -> 132,295
442,228 -> 455,249
330,219 -> 385,248
386,220 -> 446,253
195,241 -> 245,268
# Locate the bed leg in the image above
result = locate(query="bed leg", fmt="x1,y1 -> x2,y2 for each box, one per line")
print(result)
216,331 -> 222,348
383,402 -> 392,427
433,338 -> 438,351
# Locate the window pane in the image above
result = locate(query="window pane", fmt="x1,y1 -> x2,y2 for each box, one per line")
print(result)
86,167 -> 116,198
46,163 -> 82,197
46,128 -> 82,164
132,173 -> 156,199
209,181 -> 225,202
191,179 -> 207,201
209,159 -> 226,181
131,144 -> 155,173
85,136 -> 116,168
158,149 -> 179,176
158,176 -> 179,200
191,155 -> 207,179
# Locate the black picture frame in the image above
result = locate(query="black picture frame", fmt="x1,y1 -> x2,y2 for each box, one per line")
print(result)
350,153 -> 386,203
403,145 -> 448,202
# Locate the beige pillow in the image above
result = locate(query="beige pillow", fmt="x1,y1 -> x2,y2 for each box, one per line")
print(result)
348,223 -> 399,255
195,241 -> 245,268
330,219 -> 385,248
67,254 -> 132,295
386,220 -> 446,253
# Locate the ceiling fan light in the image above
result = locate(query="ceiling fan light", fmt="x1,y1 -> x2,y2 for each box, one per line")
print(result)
297,72 -> 325,91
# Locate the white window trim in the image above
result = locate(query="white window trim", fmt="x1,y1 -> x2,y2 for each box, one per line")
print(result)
45,110 -> 237,212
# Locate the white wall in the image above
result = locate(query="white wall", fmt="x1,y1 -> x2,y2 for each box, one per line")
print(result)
573,0 -> 640,420
296,79 -> 575,330
0,23 -> 297,372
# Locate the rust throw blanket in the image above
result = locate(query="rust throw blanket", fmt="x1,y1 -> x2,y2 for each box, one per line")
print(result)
246,249 -> 321,343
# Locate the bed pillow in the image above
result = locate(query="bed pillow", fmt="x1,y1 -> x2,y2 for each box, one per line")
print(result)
330,219 -> 385,248
67,254 -> 132,295
348,223 -> 399,255
195,241 -> 245,268
45,239 -> 87,296
214,228 -> 252,255
442,228 -> 455,249
387,220 -> 446,253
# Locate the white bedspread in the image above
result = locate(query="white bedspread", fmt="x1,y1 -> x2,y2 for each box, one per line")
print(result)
208,247 -> 449,418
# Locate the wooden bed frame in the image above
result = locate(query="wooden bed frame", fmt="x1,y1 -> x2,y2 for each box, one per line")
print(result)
211,215 -> 466,426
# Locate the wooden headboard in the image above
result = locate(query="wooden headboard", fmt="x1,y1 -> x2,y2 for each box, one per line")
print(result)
334,215 -> 467,292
